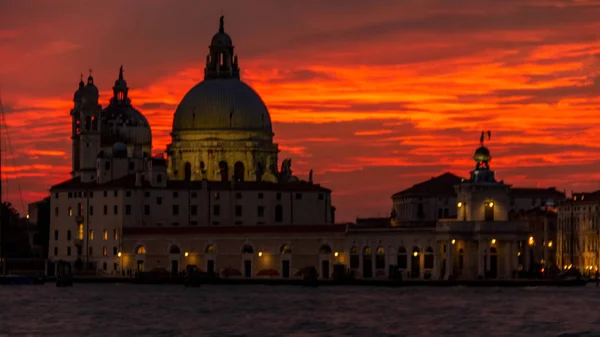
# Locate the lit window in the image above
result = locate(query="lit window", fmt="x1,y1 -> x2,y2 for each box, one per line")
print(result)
205,244 -> 216,254
103,229 -> 108,241
136,246 -> 147,255
77,224 -> 84,240
89,230 -> 94,241
68,207 -> 73,216
113,229 -> 118,240
103,246 -> 107,256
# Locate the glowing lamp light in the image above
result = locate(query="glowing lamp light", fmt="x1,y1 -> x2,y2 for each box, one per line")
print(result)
528,236 -> 535,246
26,214 -> 30,219
457,202 -> 463,208
487,202 -> 494,208
413,251 -> 418,257
548,241 -> 553,248
258,252 -> 263,257
334,252 -> 339,257
184,252 -> 189,257
491,239 -> 496,245
451,239 -> 456,245
517,252 -> 521,256
117,252 -> 122,257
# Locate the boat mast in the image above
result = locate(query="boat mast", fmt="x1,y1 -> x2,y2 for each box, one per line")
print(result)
0,93 -> 4,274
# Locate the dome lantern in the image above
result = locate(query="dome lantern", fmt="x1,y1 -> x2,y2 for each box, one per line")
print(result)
205,16 -> 239,80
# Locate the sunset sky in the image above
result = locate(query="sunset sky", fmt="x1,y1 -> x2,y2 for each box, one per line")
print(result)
1,0 -> 599,221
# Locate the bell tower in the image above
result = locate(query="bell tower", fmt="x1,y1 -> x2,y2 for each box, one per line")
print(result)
204,16 -> 240,80
78,70 -> 102,183
111,65 -> 130,105
70,75 -> 85,177
455,131 -> 511,222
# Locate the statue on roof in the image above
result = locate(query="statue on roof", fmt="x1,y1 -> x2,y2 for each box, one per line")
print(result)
308,169 -> 313,183
479,130 -> 491,146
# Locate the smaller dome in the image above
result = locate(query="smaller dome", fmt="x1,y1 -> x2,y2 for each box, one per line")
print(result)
113,142 -> 128,157
473,146 -> 491,162
83,81 -> 99,99
211,32 -> 232,46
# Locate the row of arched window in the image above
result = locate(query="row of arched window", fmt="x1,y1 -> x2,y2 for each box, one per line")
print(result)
181,160 -> 247,182
134,243 -> 334,256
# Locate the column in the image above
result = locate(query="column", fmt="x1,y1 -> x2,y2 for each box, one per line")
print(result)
525,244 -> 531,272
478,240 -> 485,277
486,241 -> 491,272
432,244 -> 439,280
445,240 -> 453,279
504,242 -> 511,279
512,241 -> 519,278
419,251 -> 424,279
406,250 -> 412,279
543,218 -> 549,266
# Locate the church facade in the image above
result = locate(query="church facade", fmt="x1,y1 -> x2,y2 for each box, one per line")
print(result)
49,17 -> 548,281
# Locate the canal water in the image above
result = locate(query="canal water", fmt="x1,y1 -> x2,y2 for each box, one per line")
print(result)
1,284 -> 600,336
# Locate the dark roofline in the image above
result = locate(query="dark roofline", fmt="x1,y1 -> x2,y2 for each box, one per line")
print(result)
391,172 -> 464,198
50,174 -> 331,193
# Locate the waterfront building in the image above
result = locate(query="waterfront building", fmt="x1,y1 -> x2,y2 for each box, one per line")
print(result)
556,191 -> 600,273
49,17 -> 340,278
513,206 -> 558,270
47,17 -> 562,281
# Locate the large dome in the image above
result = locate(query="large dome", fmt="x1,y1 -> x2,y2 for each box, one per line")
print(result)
172,79 -> 272,133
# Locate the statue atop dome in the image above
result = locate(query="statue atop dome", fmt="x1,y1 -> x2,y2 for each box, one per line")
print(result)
474,130 -> 492,170
219,15 -> 224,33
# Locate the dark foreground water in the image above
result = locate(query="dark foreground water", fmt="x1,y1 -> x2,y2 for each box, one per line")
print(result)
2,284 -> 600,337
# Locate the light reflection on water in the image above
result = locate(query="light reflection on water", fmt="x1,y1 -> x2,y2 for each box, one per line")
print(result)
1,284 -> 600,337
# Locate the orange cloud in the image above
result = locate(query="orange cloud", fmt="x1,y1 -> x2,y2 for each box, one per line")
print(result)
0,0 -> 599,221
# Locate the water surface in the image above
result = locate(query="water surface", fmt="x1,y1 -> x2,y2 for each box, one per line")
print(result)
2,284 -> 600,336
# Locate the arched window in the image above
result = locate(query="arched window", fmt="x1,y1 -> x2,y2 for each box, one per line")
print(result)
218,161 -> 228,182
241,244 -> 254,254
280,244 -> 292,254
205,244 -> 217,254
233,161 -> 245,182
350,246 -> 359,269
184,162 -> 192,181
275,205 -> 283,223
319,244 -> 332,254
375,246 -> 385,269
397,246 -> 407,269
169,245 -> 181,255
77,224 -> 84,240
135,245 -> 147,255
363,246 -> 372,255
424,247 -> 434,269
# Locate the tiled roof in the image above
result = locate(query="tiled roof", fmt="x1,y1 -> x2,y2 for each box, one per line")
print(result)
355,217 -> 392,227
510,187 -> 566,200
392,172 -> 464,198
569,190 -> 600,202
50,174 -> 331,192
512,206 -> 558,218
123,224 -> 347,235
392,172 -> 567,201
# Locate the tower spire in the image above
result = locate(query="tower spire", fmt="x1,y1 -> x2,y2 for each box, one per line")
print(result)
219,15 -> 224,33
119,65 -> 124,80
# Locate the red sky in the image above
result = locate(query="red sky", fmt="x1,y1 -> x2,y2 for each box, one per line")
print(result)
1,0 -> 599,221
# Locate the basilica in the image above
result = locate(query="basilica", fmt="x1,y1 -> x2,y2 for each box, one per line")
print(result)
48,17 -> 559,281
